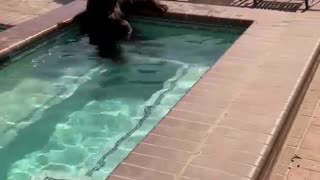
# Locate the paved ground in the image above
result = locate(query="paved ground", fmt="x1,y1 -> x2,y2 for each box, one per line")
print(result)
269,52 -> 320,180
1,0 -> 320,26
165,0 -> 319,12
0,0 -> 73,26
2,0 -> 320,179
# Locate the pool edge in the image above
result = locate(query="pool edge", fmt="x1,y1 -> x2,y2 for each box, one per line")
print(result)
0,1 -> 253,62
1,1 -> 320,180
0,0 -> 84,61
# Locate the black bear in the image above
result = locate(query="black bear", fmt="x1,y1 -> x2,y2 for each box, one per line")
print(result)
74,0 -> 131,44
72,0 -> 131,60
73,0 -> 168,59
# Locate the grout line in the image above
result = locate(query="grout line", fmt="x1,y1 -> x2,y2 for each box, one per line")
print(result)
283,89 -> 320,179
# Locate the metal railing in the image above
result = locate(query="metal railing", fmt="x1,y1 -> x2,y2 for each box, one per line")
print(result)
253,0 -> 309,10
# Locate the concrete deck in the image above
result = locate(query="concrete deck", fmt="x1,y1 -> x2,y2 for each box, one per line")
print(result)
1,0 -> 320,180
0,0 -> 73,26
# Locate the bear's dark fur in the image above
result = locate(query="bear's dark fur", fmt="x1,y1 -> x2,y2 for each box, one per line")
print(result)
73,0 -> 131,60
73,0 -> 168,59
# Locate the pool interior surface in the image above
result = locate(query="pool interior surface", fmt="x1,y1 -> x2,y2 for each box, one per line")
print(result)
0,18 -> 245,180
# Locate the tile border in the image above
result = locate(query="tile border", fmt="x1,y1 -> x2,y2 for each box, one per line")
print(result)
0,1 -> 320,180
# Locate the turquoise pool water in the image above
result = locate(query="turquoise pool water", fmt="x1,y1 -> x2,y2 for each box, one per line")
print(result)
0,18 -> 245,180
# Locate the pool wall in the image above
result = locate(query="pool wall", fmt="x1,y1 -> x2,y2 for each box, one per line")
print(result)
1,1 -> 320,180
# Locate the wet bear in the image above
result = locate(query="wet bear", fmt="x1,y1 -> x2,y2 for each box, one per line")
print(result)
73,0 -> 168,59
72,0 -> 130,60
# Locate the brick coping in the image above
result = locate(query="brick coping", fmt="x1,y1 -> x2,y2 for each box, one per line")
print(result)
1,1 -> 320,180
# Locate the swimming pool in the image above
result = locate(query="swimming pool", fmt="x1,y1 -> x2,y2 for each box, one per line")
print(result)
0,17 -> 245,180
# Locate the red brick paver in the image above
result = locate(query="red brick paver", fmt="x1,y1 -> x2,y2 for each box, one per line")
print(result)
270,64 -> 320,180
0,0 -> 74,26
